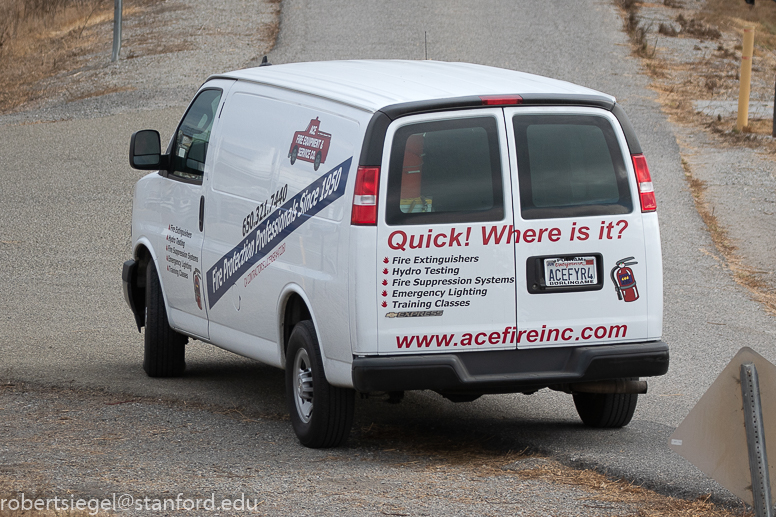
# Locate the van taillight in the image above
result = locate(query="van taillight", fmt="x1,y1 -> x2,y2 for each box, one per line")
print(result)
351,166 -> 380,225
632,154 -> 656,212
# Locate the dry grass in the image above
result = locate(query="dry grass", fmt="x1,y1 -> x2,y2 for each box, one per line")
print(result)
621,0 -> 776,312
659,22 -> 679,37
683,159 -> 776,315
676,14 -> 722,40
513,462 -> 748,517
622,7 -> 655,57
630,1 -> 776,143
617,0 -> 640,11
682,160 -> 735,257
702,0 -> 776,50
260,20 -> 280,51
0,0 -> 116,112
356,422 -> 747,516
0,0 -> 281,113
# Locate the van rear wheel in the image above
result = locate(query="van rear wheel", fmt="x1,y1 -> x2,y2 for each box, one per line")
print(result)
289,145 -> 298,165
143,260 -> 187,377
313,151 -> 321,170
573,390 -> 637,428
285,320 -> 354,448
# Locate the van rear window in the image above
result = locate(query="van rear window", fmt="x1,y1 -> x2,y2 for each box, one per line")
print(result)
385,117 -> 504,225
512,114 -> 632,220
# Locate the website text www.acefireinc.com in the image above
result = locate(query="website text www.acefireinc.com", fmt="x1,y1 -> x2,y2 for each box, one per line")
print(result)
396,324 -> 628,348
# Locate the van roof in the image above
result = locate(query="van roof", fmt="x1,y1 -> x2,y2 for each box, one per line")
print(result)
210,60 -> 615,113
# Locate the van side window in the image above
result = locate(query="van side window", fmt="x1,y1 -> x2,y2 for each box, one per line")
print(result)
170,89 -> 223,183
513,114 -> 632,219
385,117 -> 504,225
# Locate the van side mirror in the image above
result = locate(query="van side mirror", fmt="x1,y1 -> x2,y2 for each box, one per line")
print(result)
129,130 -> 168,170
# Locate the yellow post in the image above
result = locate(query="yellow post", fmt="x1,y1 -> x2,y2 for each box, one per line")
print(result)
736,27 -> 755,131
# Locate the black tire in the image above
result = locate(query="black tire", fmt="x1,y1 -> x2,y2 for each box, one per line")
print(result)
285,320 -> 354,448
573,390 -> 638,428
289,146 -> 298,165
313,151 -> 321,171
143,260 -> 187,377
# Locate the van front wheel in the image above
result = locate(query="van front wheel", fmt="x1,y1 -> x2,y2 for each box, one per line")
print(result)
285,320 -> 354,448
573,390 -> 637,428
143,260 -> 187,377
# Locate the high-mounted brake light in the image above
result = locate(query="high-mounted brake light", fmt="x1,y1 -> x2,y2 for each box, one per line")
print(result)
631,154 -> 656,212
351,166 -> 380,225
480,95 -> 523,106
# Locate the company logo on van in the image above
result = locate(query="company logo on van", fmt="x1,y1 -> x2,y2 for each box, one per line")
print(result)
288,118 -> 331,171
385,311 -> 444,318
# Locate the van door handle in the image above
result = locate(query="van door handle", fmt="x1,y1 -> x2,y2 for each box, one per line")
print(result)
199,195 -> 205,232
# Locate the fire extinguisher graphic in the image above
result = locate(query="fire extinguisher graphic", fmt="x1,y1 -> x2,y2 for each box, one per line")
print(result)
193,268 -> 203,310
611,257 -> 639,302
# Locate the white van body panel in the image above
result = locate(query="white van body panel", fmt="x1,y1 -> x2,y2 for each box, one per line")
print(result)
642,213 -> 663,339
132,168 -> 212,339
132,177 -> 162,263
208,321 -> 280,365
350,225 -> 379,356
199,80 -> 369,375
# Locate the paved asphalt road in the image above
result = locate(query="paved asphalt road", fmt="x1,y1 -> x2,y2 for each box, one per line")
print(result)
1,0 -> 775,509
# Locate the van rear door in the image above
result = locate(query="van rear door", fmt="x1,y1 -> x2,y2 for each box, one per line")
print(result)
505,107 -> 651,348
376,110 -> 517,354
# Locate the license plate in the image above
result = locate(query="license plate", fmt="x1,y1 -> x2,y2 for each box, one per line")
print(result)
544,256 -> 597,287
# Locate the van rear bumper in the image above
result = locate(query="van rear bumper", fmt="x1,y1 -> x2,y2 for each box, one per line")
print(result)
351,341 -> 668,394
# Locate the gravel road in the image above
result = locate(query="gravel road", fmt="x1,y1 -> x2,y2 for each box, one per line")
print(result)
2,383 -> 658,517
1,0 -> 774,515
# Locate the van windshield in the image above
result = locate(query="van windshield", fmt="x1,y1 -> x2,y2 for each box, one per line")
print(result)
385,117 -> 504,225
512,114 -> 632,220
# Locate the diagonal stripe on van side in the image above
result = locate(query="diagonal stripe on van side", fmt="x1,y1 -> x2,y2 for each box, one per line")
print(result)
206,157 -> 352,309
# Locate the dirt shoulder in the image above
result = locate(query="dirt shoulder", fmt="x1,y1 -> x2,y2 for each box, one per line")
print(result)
0,0 -> 279,122
619,0 -> 776,312
0,382 -> 741,517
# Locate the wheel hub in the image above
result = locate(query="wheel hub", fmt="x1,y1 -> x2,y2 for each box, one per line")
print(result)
293,349 -> 314,423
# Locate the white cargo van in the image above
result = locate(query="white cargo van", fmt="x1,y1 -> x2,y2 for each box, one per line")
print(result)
122,60 -> 668,448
